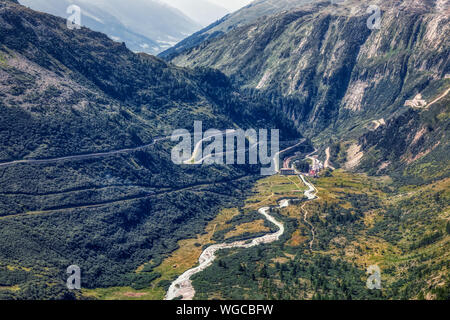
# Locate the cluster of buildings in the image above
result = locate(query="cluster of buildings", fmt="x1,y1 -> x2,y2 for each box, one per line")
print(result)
280,168 -> 296,176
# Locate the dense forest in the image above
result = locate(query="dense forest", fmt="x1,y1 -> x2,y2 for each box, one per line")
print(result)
0,0 -> 448,301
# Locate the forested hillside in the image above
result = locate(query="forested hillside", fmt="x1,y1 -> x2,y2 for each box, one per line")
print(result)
169,0 -> 449,180
0,0 -> 302,299
19,0 -> 202,54
160,0 -> 449,301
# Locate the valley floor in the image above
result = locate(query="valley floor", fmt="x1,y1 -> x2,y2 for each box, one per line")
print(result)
81,170 -> 449,300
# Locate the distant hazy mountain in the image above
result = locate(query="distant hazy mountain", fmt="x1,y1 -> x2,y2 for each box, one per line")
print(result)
19,0 -> 201,54
158,0 -> 229,26
2,0 -> 449,301
171,0 -> 450,179
159,0 -> 315,59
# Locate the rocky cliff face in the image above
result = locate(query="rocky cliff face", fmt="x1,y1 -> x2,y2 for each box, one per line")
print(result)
0,0 -> 303,298
358,89 -> 449,183
159,0 -> 316,60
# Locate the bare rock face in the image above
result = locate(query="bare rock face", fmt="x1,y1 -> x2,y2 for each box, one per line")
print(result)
0,0 -> 306,299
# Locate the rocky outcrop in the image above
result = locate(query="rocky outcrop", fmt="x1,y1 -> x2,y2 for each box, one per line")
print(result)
171,0 -> 449,137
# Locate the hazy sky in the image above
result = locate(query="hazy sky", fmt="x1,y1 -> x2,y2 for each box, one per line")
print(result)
206,0 -> 254,12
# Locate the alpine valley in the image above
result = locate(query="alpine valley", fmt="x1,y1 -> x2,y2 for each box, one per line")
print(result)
0,0 -> 448,300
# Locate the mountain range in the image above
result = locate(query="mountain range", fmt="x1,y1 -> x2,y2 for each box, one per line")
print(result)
169,0 -> 449,183
0,0 -> 448,300
159,0 -> 317,59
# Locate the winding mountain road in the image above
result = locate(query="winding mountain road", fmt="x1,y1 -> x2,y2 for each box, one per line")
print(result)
0,135 -> 178,168
274,139 -> 306,172
183,130 -> 236,164
0,132 -> 316,299
324,147 -> 335,170
299,174 -> 318,250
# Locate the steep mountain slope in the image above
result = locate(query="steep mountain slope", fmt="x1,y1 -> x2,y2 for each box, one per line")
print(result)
171,0 -> 448,132
158,0 -> 229,26
19,0 -> 201,54
159,0 -> 450,301
159,0 -> 316,59
0,0 -> 302,299
358,89 -> 449,184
